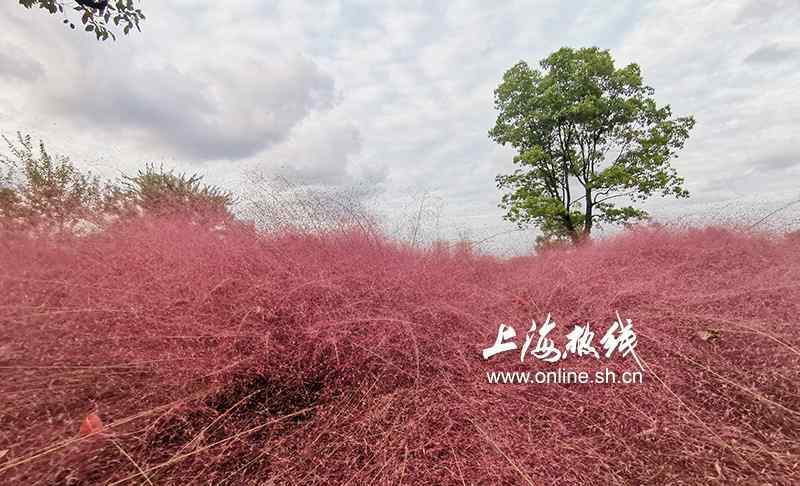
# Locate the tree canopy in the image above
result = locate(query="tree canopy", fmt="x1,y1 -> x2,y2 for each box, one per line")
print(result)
18,0 -> 145,41
489,47 -> 695,244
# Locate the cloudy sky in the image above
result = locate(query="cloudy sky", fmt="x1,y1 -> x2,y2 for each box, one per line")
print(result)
1,0 -> 799,252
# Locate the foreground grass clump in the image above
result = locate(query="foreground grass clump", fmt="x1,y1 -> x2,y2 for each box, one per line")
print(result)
1,218 -> 799,485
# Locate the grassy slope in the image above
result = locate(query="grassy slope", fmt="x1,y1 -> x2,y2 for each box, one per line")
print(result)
1,219 -> 798,485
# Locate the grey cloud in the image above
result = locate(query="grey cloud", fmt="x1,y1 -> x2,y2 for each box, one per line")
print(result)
752,152 -> 800,171
744,43 -> 799,64
735,0 -> 799,25
43,55 -> 335,161
271,118 -> 369,186
0,46 -> 44,82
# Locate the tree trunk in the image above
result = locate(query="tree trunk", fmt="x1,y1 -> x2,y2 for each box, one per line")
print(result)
580,189 -> 593,244
561,213 -> 581,244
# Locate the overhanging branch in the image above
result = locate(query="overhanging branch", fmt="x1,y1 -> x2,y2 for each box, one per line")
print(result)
75,0 -> 108,12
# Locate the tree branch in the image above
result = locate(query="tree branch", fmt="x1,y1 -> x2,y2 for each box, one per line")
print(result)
594,191 -> 636,205
75,0 -> 108,10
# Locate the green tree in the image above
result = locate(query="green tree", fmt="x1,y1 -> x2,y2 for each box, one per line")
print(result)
489,47 -> 695,244
0,132 -> 105,231
17,0 -> 145,41
112,164 -> 233,222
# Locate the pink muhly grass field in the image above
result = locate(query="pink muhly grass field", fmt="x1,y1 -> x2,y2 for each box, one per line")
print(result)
1,217 -> 799,485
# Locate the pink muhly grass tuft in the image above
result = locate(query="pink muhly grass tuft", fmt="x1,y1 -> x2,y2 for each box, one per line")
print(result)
0,216 -> 798,484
